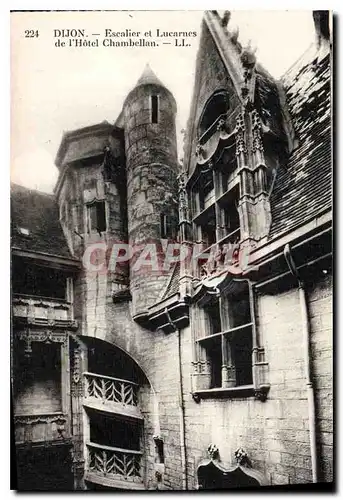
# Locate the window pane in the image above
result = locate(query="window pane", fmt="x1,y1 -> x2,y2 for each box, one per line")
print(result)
199,91 -> 230,137
87,202 -> 106,233
96,201 -> 106,232
151,95 -> 158,124
204,301 -> 221,335
12,261 -> 66,299
88,204 -> 97,232
206,337 -> 222,388
229,286 -> 251,328
232,327 -> 253,386
89,411 -> 141,451
14,343 -> 62,415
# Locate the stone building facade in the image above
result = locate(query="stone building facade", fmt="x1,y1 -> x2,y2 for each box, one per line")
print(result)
11,11 -> 332,490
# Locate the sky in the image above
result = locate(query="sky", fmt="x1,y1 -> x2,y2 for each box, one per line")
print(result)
10,10 -> 315,194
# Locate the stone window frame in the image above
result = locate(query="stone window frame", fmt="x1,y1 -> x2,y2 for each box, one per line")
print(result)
85,199 -> 107,234
191,281 -> 270,401
194,281 -> 253,389
191,164 -> 241,279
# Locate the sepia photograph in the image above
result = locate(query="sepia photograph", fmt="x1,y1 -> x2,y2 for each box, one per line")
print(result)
10,9 -> 333,491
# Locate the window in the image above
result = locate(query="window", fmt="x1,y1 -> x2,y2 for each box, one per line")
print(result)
196,281 -> 253,390
151,95 -> 158,124
204,300 -> 221,335
192,169 -> 214,215
12,260 -> 67,299
87,201 -> 106,234
160,213 -> 178,240
217,184 -> 240,242
154,436 -> 164,464
89,411 -> 142,451
218,154 -> 236,195
198,91 -> 230,140
192,169 -> 240,277
194,205 -> 216,248
14,342 -> 62,415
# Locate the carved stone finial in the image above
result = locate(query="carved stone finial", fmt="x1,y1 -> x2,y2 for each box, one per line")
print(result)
230,25 -> 239,44
216,118 -> 226,133
207,444 -> 219,460
177,171 -> 187,191
240,41 -> 257,68
195,143 -> 205,159
234,448 -> 251,467
221,11 -> 231,27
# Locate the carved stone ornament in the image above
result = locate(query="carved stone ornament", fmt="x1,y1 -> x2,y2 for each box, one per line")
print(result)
15,413 -> 67,427
177,171 -> 190,222
195,143 -> 205,160
18,329 -> 67,345
73,346 -> 81,384
234,448 -> 251,467
254,386 -> 270,402
235,113 -> 247,157
207,444 -> 219,460
197,445 -> 269,489
216,118 -> 226,133
251,109 -> 264,153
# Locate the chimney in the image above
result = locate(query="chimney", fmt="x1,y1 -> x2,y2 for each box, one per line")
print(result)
313,11 -> 331,58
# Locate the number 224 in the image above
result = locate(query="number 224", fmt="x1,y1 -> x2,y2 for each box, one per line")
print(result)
25,30 -> 39,38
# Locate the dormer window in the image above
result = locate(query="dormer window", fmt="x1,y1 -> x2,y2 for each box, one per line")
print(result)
191,157 -> 241,278
198,91 -> 230,142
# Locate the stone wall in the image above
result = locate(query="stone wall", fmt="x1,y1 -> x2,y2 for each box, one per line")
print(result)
180,271 -> 333,488
308,272 -> 333,482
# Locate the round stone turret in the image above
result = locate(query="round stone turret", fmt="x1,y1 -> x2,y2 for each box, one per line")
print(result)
123,64 -> 179,321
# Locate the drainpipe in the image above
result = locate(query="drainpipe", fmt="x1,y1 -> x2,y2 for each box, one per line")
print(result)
283,244 -> 318,483
165,308 -> 188,490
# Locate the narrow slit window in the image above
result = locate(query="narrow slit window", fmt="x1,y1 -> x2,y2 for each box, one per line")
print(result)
151,95 -> 158,124
154,437 -> 164,464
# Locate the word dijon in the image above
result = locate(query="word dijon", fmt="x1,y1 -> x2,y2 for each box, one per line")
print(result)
104,29 -> 197,37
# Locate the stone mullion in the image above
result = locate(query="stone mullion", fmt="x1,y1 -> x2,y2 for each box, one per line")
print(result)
225,337 -> 237,388
191,306 -> 211,392
222,297 -> 236,388
218,296 -> 229,388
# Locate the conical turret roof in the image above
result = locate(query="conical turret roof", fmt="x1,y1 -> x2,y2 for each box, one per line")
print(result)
135,63 -> 165,88
122,63 -> 176,112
